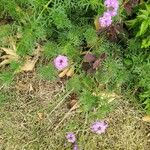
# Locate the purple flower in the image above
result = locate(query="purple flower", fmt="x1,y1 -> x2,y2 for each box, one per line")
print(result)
73,143 -> 79,150
104,0 -> 119,17
54,55 -> 68,70
99,12 -> 112,27
91,121 -> 108,134
66,132 -> 76,143
104,0 -> 119,10
106,9 -> 117,17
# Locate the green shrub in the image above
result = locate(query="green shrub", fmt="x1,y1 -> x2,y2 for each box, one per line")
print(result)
127,3 -> 150,48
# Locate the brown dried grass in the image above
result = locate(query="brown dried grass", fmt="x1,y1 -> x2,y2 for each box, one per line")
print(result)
0,72 -> 149,150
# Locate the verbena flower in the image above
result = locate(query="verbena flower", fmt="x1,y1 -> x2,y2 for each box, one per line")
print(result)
54,55 -> 68,70
66,132 -> 76,143
91,121 -> 108,134
104,0 -> 119,10
99,12 -> 112,27
106,9 -> 117,17
104,0 -> 119,17
73,143 -> 79,150
99,0 -> 119,27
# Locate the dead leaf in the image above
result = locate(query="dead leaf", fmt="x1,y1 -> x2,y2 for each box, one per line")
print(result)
93,92 -> 120,103
19,45 -> 42,72
93,53 -> 107,69
37,113 -> 44,120
0,40 -> 19,67
66,66 -> 74,77
84,53 -> 96,63
58,68 -> 69,78
82,62 -> 92,72
142,116 -> 150,122
0,39 -> 42,72
67,99 -> 77,109
20,56 -> 37,71
29,83 -> 34,92
93,59 -> 102,69
67,93 -> 78,109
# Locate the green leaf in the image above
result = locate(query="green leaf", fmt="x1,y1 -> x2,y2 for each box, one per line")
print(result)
141,37 -> 150,48
137,14 -> 147,20
139,21 -> 148,35
124,58 -> 133,66
84,26 -> 98,46
140,10 -> 149,17
126,19 -> 137,28
51,6 -> 72,29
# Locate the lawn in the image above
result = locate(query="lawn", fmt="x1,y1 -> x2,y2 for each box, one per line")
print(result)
0,72 -> 149,150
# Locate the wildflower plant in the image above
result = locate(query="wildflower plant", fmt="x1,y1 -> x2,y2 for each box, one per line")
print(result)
99,0 -> 119,27
0,0 -> 149,114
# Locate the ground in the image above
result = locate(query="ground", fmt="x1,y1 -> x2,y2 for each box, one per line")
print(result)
0,72 -> 150,150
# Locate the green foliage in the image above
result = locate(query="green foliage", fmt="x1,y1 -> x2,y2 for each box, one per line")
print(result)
138,60 -> 150,114
123,38 -> 150,114
140,90 -> 150,114
67,75 -> 82,93
51,5 -> 72,29
0,72 -> 14,84
80,90 -> 99,112
84,26 -> 99,46
38,64 -> 57,81
43,41 -> 58,58
17,20 -> 46,56
127,3 -> 150,48
124,2 -> 150,113
0,25 -> 11,43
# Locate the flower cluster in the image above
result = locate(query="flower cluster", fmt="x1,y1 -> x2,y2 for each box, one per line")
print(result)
99,0 -> 119,27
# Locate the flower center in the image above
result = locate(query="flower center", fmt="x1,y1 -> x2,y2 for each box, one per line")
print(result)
98,126 -> 101,130
59,59 -> 63,64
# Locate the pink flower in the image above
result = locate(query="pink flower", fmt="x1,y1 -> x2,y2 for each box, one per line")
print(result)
104,0 -> 119,17
106,9 -> 117,17
104,0 -> 119,10
54,55 -> 68,70
66,132 -> 76,143
91,121 -> 108,134
99,12 -> 112,27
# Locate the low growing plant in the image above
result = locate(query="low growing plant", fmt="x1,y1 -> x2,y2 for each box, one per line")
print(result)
0,0 -> 149,114
126,3 -> 150,48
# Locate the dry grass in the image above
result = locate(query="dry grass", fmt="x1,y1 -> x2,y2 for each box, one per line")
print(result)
0,72 -> 150,150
